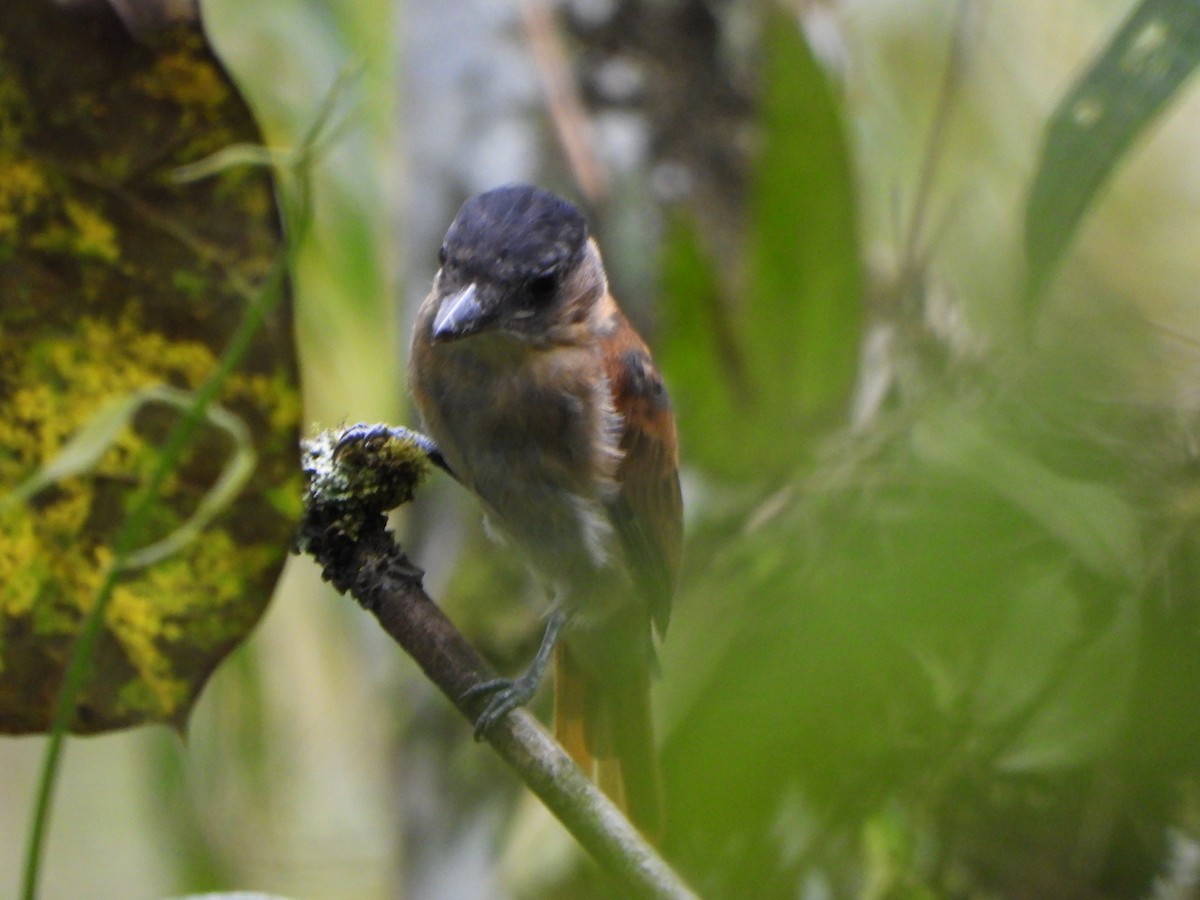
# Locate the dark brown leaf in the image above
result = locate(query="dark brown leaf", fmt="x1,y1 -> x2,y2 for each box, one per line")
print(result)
0,0 -> 299,733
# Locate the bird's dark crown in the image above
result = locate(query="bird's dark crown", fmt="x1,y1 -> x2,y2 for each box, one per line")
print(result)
440,184 -> 589,287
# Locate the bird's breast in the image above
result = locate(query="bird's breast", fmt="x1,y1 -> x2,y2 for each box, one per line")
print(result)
411,334 -> 624,590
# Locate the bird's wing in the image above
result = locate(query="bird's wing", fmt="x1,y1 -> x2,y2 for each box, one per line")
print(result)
602,313 -> 683,637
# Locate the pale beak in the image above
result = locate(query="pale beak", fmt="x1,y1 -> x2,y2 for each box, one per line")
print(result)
432,283 -> 489,343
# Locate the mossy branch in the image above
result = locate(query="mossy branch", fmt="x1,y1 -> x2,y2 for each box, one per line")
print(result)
294,423 -> 697,900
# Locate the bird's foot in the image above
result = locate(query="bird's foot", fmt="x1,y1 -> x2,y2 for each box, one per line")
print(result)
461,671 -> 542,740
334,423 -> 454,478
461,607 -> 568,740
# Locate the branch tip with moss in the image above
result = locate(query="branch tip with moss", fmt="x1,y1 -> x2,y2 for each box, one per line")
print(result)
293,423 -> 697,900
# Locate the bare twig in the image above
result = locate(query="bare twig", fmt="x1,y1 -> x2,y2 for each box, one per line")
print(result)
294,424 -> 697,900
520,0 -> 610,203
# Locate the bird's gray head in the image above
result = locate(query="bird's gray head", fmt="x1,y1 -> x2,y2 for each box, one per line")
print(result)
429,184 -> 602,345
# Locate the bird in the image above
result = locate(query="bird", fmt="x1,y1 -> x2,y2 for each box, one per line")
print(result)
408,183 -> 682,837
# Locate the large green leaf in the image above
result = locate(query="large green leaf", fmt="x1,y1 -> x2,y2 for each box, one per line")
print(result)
658,10 -> 861,480
745,10 -> 862,438
1025,0 -> 1200,301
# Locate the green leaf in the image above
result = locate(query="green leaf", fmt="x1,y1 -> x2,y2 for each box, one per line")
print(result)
657,214 -> 746,477
657,10 -> 861,479
1025,0 -> 1200,301
973,564 -> 1082,727
911,407 -> 1143,581
999,593 -> 1138,772
745,8 -> 862,446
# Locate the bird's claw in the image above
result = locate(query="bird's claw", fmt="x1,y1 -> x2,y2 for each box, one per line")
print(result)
461,674 -> 540,740
333,423 -> 454,478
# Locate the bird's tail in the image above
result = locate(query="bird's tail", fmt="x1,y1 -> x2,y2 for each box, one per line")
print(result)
554,639 -> 663,840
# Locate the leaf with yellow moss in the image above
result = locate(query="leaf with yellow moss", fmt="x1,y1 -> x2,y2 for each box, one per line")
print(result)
0,0 -> 299,733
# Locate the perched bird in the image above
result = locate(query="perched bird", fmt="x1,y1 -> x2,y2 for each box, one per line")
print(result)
409,184 -> 682,836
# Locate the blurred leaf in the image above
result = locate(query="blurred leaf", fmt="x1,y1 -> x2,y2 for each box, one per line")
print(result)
8,388 -> 257,567
7,391 -> 155,503
1025,0 -> 1200,300
657,215 -> 744,477
744,9 -> 862,450
658,9 -> 861,479
973,564 -> 1081,727
911,407 -> 1143,581
999,593 -> 1138,771
0,0 -> 300,734
862,805 -> 939,900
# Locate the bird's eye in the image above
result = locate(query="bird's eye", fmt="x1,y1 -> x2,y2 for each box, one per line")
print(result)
437,245 -> 448,267
527,271 -> 558,305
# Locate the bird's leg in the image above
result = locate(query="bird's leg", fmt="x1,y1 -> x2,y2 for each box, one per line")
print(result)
462,605 -> 570,739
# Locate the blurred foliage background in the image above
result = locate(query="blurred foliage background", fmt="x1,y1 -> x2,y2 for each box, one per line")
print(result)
7,0 -> 1200,897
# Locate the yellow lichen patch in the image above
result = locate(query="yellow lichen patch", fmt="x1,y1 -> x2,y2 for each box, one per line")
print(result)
225,370 -> 303,440
56,546 -> 113,621
0,316 -> 220,484
0,314 -> 222,631
34,481 -> 93,541
27,198 -> 120,263
0,158 -> 46,244
0,506 -> 46,621
101,527 -> 270,720
63,199 -> 120,263
105,582 -> 189,719
155,531 -> 258,626
61,314 -> 214,401
7,383 -> 61,464
0,295 -> 296,724
134,47 -> 229,120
